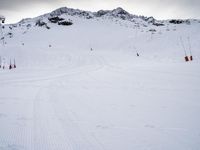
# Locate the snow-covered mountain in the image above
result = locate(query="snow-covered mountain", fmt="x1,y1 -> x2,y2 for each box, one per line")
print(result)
1,7 -> 200,66
0,7 -> 200,150
3,7 -> 199,32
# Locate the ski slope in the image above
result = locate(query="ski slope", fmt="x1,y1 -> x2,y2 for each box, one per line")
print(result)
0,8 -> 200,150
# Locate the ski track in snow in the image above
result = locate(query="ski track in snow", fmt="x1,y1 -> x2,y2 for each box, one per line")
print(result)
0,14 -> 200,150
0,51 -> 200,150
30,54 -> 105,150
0,53 -> 107,150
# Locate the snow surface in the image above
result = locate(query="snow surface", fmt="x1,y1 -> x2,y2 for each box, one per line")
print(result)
0,8 -> 200,150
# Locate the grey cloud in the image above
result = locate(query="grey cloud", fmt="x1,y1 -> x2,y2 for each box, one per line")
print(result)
0,0 -> 199,12
0,0 -> 59,10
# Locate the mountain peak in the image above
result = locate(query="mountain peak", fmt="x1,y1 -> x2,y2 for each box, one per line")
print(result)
13,7 -> 161,26
48,7 -> 138,21
112,7 -> 128,14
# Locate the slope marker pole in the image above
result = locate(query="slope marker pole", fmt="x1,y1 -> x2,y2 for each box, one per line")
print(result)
9,59 -> 12,70
14,59 -> 16,68
187,36 -> 193,61
180,36 -> 189,62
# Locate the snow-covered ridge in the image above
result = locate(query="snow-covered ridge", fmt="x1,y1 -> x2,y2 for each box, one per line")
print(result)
40,7 -> 164,26
48,7 -> 198,25
50,7 -> 139,20
1,6 -> 199,44
12,7 -> 199,27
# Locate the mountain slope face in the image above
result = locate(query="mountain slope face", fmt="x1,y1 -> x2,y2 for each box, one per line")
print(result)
0,7 -> 199,68
0,7 -> 200,150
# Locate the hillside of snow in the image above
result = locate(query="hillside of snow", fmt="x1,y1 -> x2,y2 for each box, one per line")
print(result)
0,7 -> 200,150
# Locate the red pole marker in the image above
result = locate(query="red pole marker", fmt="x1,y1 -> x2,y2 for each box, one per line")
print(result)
185,56 -> 189,62
190,56 -> 193,61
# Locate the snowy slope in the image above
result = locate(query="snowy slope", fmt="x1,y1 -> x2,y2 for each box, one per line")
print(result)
0,7 -> 200,150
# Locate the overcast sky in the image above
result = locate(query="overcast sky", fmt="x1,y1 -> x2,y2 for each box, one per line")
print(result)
0,0 -> 200,23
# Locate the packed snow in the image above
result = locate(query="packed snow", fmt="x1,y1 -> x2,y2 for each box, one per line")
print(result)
0,7 -> 200,150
